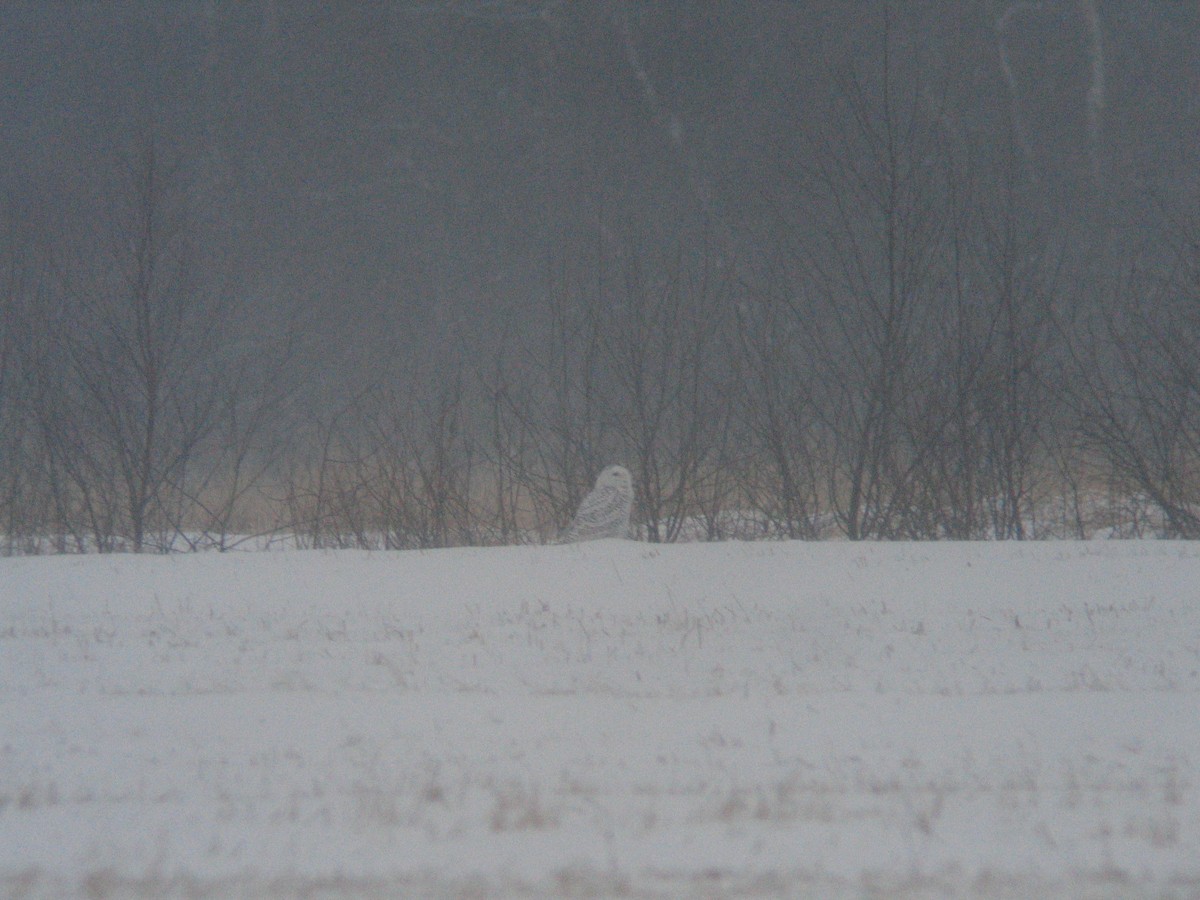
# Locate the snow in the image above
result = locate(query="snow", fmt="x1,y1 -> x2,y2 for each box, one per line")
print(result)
2,540 -> 1199,898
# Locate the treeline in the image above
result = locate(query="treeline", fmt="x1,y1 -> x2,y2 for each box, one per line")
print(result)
3,107 -> 1199,552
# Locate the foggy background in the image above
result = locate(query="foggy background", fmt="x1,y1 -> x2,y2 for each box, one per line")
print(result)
5,2 -> 1196,371
2,1 -> 1200,550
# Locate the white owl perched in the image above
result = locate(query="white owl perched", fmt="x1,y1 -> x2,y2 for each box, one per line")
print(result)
560,465 -> 634,543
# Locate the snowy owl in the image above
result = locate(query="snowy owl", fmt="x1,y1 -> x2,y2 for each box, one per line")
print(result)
560,465 -> 634,543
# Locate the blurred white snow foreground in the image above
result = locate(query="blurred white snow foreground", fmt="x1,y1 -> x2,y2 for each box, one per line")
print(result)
2,539 -> 1199,898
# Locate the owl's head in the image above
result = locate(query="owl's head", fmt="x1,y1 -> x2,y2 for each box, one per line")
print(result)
596,465 -> 632,491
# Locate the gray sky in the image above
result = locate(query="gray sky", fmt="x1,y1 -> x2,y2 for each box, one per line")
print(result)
3,2 -> 1198,380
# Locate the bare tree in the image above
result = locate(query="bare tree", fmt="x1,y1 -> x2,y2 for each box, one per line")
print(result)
470,336 -> 538,544
0,221 -> 47,552
174,326 -> 301,550
1070,228 -> 1200,538
591,232 -> 731,541
508,257 -> 614,540
901,145 -> 1060,539
733,254 -> 825,539
281,406 -> 353,550
782,30 -> 950,539
51,140 -> 227,551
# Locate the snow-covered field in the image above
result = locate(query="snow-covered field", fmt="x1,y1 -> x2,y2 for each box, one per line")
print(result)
2,541 -> 1199,898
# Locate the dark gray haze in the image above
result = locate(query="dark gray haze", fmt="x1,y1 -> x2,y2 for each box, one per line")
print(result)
3,1 -> 1200,550
4,2 -> 1196,368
